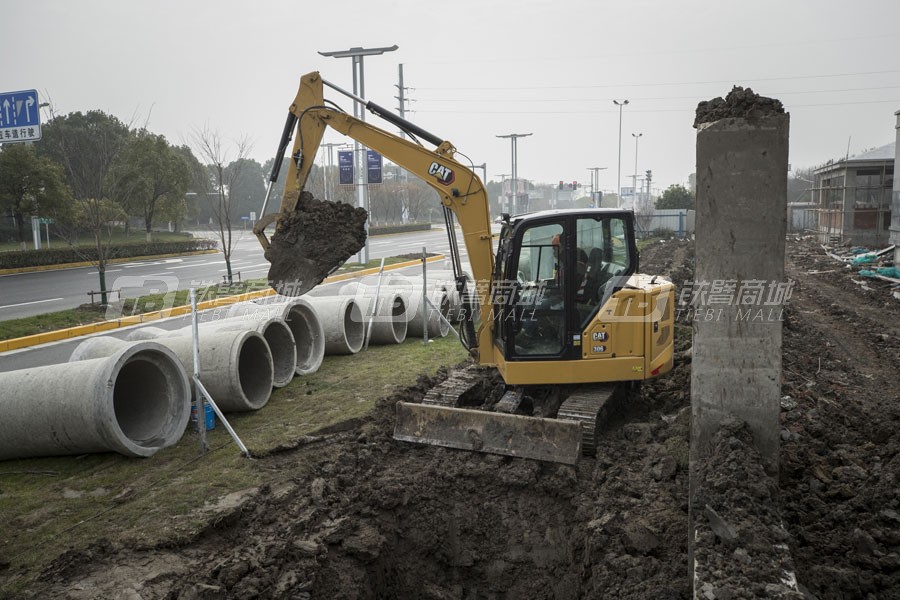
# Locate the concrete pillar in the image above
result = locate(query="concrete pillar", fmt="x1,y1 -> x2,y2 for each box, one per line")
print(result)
0,342 -> 190,460
691,101 -> 789,474
891,110 -> 900,265
689,90 -> 790,589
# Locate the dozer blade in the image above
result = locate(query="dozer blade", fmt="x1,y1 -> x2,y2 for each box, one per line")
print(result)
393,402 -> 583,465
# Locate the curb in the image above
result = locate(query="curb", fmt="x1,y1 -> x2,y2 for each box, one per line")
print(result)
0,249 -> 220,276
0,255 -> 446,353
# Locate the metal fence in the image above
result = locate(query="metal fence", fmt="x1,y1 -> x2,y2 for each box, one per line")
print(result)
633,210 -> 695,239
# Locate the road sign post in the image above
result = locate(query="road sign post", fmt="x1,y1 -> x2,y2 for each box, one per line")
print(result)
0,90 -> 42,143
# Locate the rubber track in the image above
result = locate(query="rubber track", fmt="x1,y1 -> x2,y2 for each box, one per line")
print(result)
557,384 -> 617,456
421,364 -> 486,407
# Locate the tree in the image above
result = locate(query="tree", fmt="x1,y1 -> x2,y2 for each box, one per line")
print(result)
108,131 -> 190,241
190,126 -> 253,284
0,144 -> 72,248
223,158 -> 265,221
36,110 -> 132,304
655,184 -> 694,210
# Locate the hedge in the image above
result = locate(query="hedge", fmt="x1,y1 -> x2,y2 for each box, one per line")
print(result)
368,223 -> 432,236
0,239 -> 219,270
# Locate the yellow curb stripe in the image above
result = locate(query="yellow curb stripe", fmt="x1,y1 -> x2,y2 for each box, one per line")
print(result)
0,255 -> 446,353
0,249 -> 219,276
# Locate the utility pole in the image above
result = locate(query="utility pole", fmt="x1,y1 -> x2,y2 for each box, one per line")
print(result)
587,167 -> 608,207
613,99 -> 629,208
319,44 -> 399,264
496,133 -> 532,215
631,132 -> 643,210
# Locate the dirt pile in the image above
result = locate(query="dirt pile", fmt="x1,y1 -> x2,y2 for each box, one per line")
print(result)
694,86 -> 786,128
266,191 -> 367,296
692,419 -> 801,599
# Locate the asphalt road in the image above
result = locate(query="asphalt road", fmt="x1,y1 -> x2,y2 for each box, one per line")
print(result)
0,227 -> 472,321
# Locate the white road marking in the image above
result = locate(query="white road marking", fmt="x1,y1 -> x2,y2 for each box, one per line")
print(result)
0,297 -> 64,310
167,261 -> 221,270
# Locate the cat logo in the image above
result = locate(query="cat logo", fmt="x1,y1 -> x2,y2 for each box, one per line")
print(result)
428,161 -> 455,185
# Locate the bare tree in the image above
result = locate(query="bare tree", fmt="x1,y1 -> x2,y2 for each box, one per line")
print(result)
190,126 -> 253,285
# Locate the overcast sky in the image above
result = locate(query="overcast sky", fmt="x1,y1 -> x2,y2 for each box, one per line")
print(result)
5,0 -> 900,197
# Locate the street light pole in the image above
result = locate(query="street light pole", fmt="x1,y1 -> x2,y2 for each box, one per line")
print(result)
613,99 -> 629,208
319,44 -> 399,264
496,133 -> 532,215
631,132 -> 643,209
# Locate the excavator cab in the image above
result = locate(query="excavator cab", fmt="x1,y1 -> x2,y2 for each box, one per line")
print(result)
492,210 -> 639,363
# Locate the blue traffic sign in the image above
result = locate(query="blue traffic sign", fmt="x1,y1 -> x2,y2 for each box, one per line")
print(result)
0,89 -> 41,142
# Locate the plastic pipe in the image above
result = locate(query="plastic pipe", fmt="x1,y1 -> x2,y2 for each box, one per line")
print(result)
0,342 -> 190,460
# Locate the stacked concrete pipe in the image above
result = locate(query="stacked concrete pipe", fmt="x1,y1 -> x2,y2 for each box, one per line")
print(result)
125,317 -> 296,389
71,329 -> 274,413
0,342 -> 190,460
360,291 -> 408,345
227,298 -> 325,376
302,296 -> 365,355
405,289 -> 452,338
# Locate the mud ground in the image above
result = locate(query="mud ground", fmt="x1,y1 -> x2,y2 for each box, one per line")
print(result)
12,236 -> 900,599
266,191 -> 368,296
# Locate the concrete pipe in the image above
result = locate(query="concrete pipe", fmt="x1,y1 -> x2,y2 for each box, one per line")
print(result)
302,296 -> 365,355
405,289 -> 452,338
125,326 -> 172,341
155,317 -> 297,389
0,342 -> 190,460
362,292 -> 408,345
227,298 -> 325,376
71,330 -> 274,413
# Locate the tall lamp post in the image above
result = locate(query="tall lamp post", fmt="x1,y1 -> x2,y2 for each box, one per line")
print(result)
613,99 -> 629,208
496,133 -> 532,215
319,44 -> 398,263
631,132 -> 643,209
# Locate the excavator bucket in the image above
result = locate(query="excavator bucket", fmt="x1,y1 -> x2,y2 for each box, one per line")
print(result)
393,402 -> 583,465
265,191 -> 368,296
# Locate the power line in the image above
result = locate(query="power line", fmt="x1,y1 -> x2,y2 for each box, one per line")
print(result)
415,69 -> 900,91
415,98 -> 900,115
415,85 -> 900,104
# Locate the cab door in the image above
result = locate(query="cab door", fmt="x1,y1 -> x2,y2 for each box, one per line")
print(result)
503,219 -> 569,359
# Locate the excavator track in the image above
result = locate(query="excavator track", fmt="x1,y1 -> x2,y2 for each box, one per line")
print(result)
557,384 -> 618,456
422,364 -> 487,407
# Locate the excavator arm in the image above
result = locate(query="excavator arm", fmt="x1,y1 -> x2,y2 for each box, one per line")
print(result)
253,72 -> 496,365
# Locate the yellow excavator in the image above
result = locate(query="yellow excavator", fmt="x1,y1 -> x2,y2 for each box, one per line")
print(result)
253,72 -> 674,465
